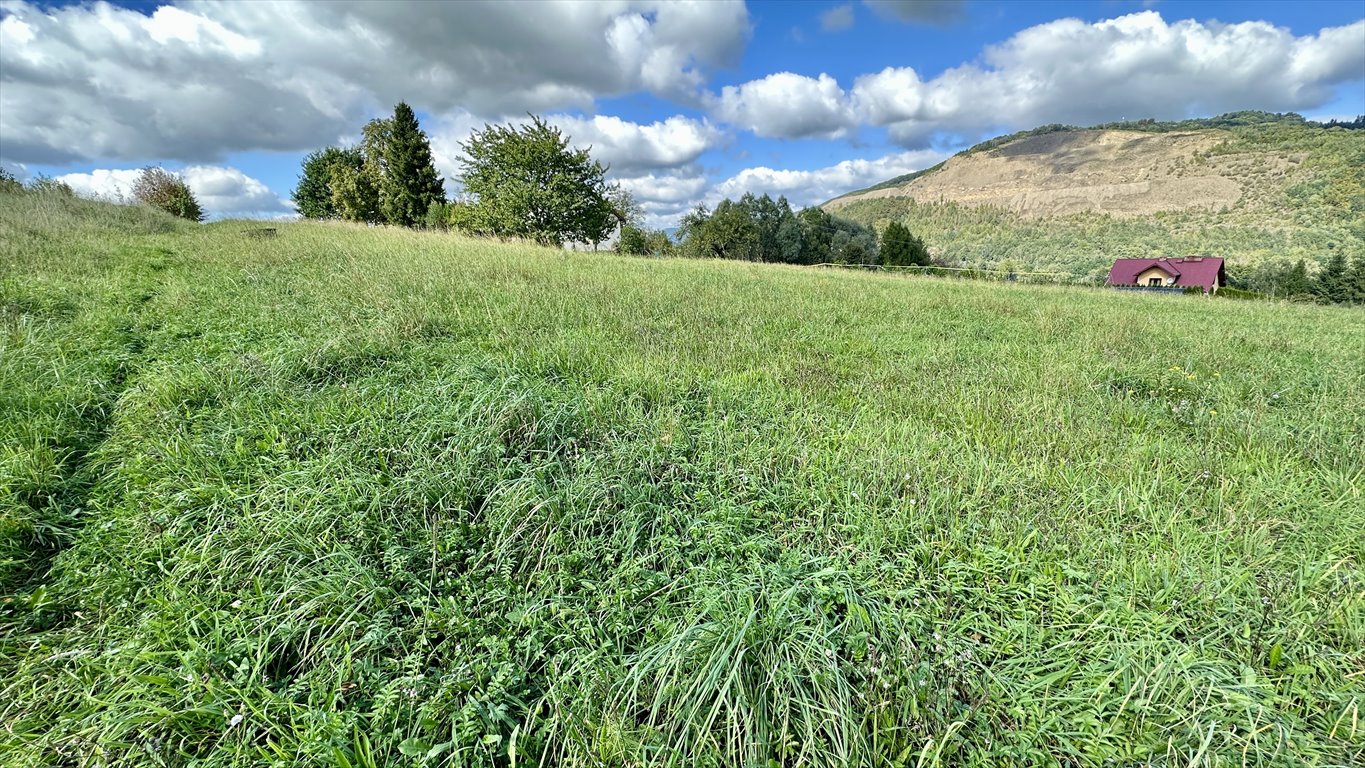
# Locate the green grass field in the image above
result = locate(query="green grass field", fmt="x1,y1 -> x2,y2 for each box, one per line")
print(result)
2,192 -> 1363,767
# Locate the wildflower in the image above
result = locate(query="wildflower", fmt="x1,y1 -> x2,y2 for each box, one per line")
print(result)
1209,410 -> 1217,416
227,714 -> 244,730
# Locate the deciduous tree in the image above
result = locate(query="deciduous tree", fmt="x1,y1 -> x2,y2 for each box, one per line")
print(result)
458,116 -> 616,247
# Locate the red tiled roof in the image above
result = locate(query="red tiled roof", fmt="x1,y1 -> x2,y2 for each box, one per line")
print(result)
1106,257 -> 1225,291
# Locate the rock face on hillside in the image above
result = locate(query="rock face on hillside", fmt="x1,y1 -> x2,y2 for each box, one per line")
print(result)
826,129 -> 1304,219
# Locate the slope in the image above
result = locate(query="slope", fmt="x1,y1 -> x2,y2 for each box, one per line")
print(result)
2,192 -> 1363,767
825,112 -> 1365,279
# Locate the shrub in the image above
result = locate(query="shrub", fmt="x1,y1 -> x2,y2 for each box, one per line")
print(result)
617,225 -> 649,255
0,168 -> 22,194
132,167 -> 203,222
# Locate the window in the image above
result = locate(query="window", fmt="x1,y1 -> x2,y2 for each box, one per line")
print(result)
1148,277 -> 1162,286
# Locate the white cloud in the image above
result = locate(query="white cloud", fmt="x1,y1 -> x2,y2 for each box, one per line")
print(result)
709,72 -> 854,139
820,4 -> 855,32
54,166 -> 294,219
55,169 -> 143,203
711,149 -> 947,208
619,168 -> 712,228
856,12 -> 1365,146
547,114 -> 725,174
180,165 -> 296,217
708,12 -> 1363,147
0,0 -> 750,165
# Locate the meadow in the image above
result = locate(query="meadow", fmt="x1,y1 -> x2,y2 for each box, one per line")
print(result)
2,192 -> 1362,767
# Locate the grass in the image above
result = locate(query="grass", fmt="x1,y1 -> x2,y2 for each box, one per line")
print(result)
1,191 -> 1362,767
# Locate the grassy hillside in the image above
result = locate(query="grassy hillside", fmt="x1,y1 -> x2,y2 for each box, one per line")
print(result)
826,113 -> 1365,279
2,192 -> 1363,767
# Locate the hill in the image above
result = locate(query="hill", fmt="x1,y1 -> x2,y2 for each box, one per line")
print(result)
2,192 -> 1363,766
825,112 -> 1365,281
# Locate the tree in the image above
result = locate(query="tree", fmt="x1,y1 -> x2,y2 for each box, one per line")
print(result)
293,147 -> 363,219
458,116 -> 616,247
381,103 -> 446,227
617,225 -> 650,255
881,221 -> 912,266
330,161 -> 381,224
645,229 -> 674,257
132,167 -> 202,221
1346,254 -> 1365,304
882,221 -> 931,267
1314,253 -> 1349,303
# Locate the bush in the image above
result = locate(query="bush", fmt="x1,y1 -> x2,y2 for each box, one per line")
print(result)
617,225 -> 649,255
0,168 -> 22,194
132,167 -> 203,222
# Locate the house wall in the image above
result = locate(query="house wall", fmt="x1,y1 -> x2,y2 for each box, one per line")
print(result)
1135,267 -> 1175,287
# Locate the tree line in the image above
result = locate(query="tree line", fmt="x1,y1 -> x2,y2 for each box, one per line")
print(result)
1230,254 -> 1365,305
293,106 -> 622,247
616,193 -> 929,267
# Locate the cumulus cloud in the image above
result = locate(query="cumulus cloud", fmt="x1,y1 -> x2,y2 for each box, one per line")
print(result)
546,115 -> 726,174
862,0 -> 965,25
55,166 -> 294,219
0,0 -> 749,165
855,12 -> 1365,146
711,149 -> 947,208
713,12 -> 1365,147
710,73 -> 854,139
619,168 -> 712,228
820,4 -> 855,32
181,165 -> 296,217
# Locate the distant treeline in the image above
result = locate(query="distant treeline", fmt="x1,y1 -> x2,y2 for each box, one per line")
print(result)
618,193 -> 932,267
1230,254 -> 1365,305
965,111 -> 1365,157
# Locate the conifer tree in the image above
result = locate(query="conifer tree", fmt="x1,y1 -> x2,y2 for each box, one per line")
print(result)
380,102 -> 446,227
1314,253 -> 1349,303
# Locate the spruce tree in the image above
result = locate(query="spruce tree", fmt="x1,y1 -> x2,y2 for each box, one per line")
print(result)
1314,253 -> 1349,303
381,102 -> 446,227
881,221 -> 913,266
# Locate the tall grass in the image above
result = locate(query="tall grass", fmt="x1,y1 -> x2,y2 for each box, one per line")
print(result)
2,193 -> 1362,766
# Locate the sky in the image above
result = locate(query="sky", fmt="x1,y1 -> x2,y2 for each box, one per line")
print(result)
1,0 -> 1362,225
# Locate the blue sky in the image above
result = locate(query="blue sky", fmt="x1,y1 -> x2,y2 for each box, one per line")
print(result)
2,0 -> 1361,223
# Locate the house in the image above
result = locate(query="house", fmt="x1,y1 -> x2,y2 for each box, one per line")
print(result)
1105,257 -> 1226,294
